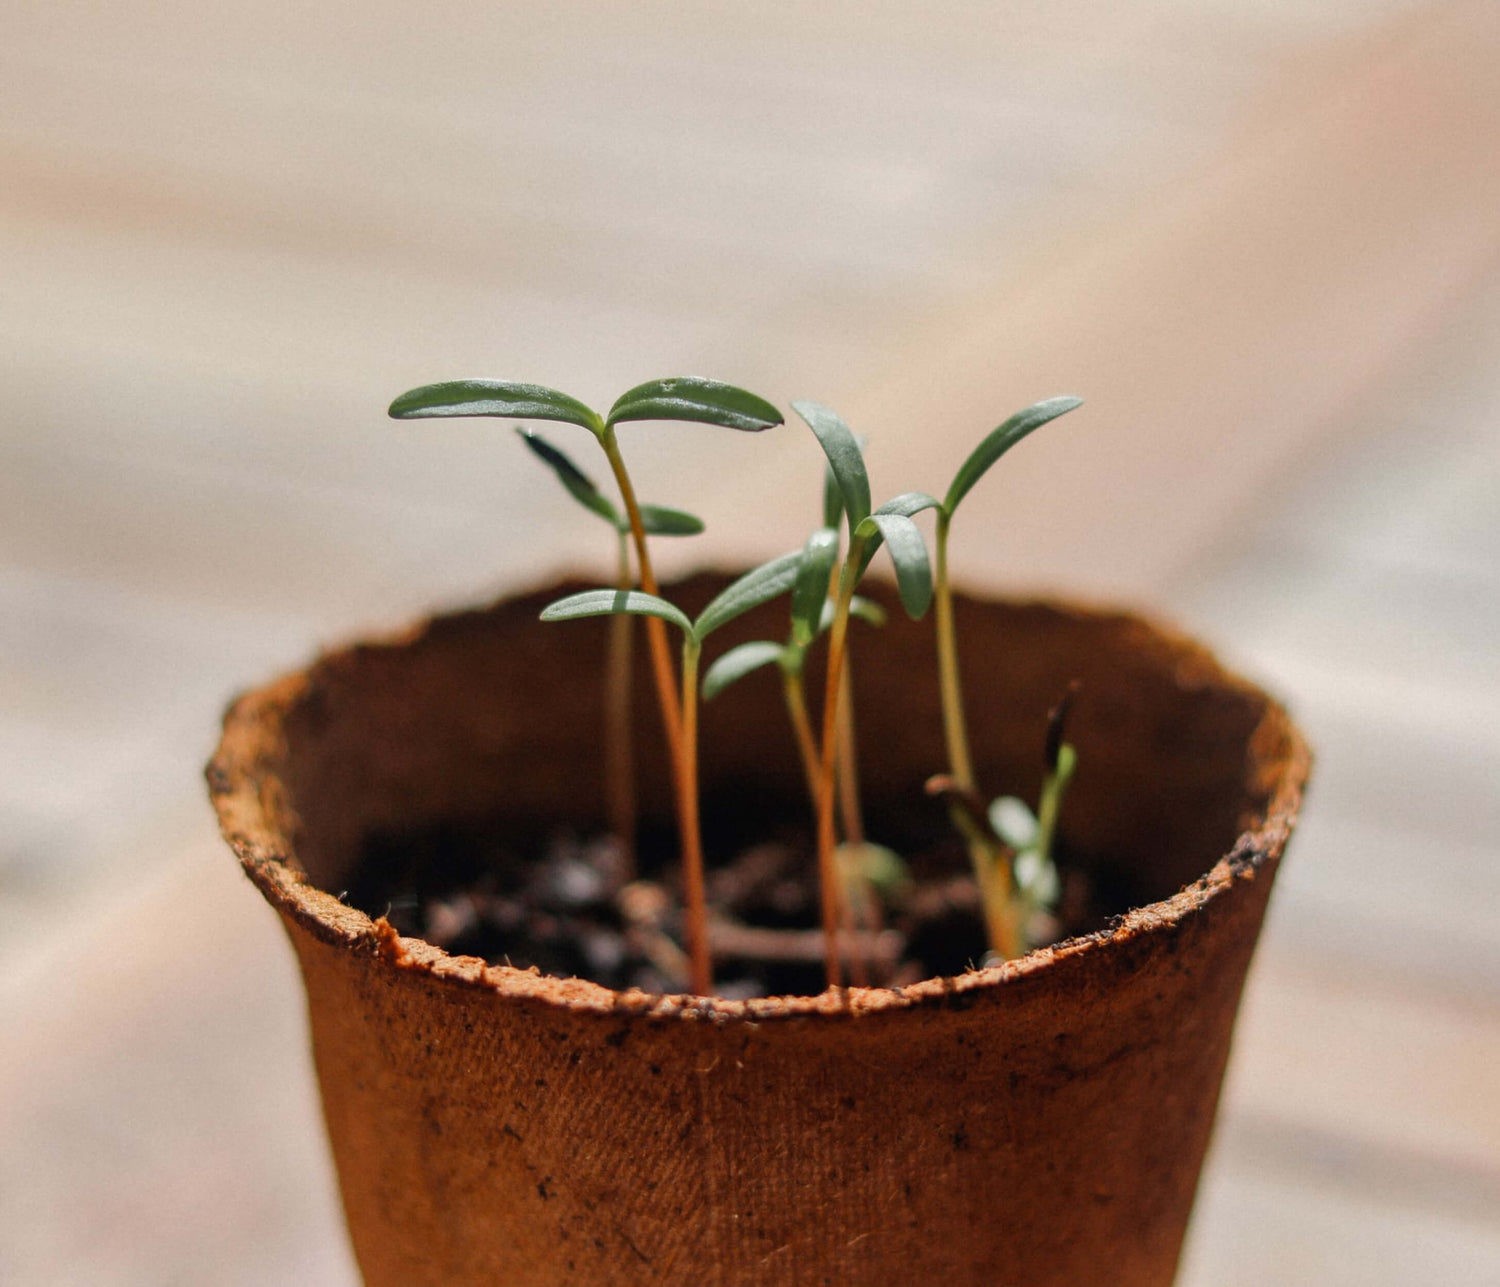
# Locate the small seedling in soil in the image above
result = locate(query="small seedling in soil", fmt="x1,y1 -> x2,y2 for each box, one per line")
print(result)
390,375 -> 780,930
542,552 -> 805,994
388,378 -> 1084,997
926,396 -> 1083,957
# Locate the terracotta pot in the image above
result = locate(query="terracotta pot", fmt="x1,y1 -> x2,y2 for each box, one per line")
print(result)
208,573 -> 1308,1286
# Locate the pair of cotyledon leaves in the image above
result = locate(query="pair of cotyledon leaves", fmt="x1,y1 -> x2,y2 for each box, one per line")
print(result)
389,375 -> 782,436
390,375 -> 784,541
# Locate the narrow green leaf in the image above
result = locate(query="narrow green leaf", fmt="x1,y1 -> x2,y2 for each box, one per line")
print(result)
540,589 -> 692,635
793,401 -> 871,531
822,462 -> 843,529
852,492 -> 938,578
390,380 -> 603,434
516,428 -> 620,527
790,528 -> 840,647
606,377 -> 783,433
877,490 -> 942,519
692,550 -> 803,641
943,396 -> 1082,515
701,640 -> 785,700
853,513 -> 932,618
638,504 -> 705,537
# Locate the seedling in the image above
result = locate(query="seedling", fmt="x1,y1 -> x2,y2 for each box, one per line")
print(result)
926,396 -> 1083,956
389,375 -> 781,895
541,552 -> 805,995
701,497 -> 889,985
990,682 -> 1080,929
794,400 -> 942,988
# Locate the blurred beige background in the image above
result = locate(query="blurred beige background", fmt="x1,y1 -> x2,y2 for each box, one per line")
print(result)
3,2 -> 1498,1282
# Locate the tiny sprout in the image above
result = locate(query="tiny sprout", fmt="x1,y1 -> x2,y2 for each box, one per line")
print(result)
541,551 -> 803,995
980,684 -> 1080,944
392,374 -> 780,987
795,403 -> 940,988
926,396 -> 1083,960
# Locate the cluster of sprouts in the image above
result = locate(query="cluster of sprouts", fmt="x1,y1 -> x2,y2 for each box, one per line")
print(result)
389,377 -> 1082,996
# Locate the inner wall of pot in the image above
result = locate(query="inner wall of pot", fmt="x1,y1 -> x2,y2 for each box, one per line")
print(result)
277,575 -> 1276,905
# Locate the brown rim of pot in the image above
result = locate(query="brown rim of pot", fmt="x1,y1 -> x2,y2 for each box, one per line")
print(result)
207,587 -> 1310,1026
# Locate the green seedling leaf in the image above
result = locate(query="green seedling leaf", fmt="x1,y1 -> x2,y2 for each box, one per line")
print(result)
943,396 -> 1082,515
390,380 -> 602,434
607,377 -> 782,433
701,639 -> 785,700
988,796 -> 1039,850
877,490 -> 942,520
516,428 -> 621,527
790,528 -> 840,647
854,492 -> 941,577
540,588 -> 692,636
793,401 -> 871,531
822,463 -> 843,529
693,550 -> 803,640
638,504 -> 705,537
518,430 -> 701,536
853,512 -> 932,618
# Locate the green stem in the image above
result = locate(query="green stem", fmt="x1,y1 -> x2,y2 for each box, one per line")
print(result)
1036,743 -> 1077,867
678,638 -> 710,996
934,512 -> 974,791
935,511 -> 1021,959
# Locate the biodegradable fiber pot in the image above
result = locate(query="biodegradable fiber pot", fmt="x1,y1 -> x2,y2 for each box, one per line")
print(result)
208,574 -> 1309,1287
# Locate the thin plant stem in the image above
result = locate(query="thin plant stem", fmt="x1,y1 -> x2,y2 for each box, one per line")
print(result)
603,529 -> 637,875
1036,744 -> 1077,865
814,551 -> 863,991
934,513 -> 974,791
599,426 -> 706,987
935,512 -> 1021,959
598,427 -> 685,771
678,638 -> 711,995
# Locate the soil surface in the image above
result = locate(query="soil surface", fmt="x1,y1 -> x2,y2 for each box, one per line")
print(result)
347,808 -> 1138,998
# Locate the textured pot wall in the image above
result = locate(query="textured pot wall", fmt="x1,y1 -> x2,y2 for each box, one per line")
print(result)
210,576 -> 1308,1286
275,576 -> 1275,898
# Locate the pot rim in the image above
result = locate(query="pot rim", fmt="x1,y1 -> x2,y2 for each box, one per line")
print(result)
207,583 -> 1310,1025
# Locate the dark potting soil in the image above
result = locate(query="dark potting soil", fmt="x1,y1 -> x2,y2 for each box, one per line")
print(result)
345,805 -> 1142,999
